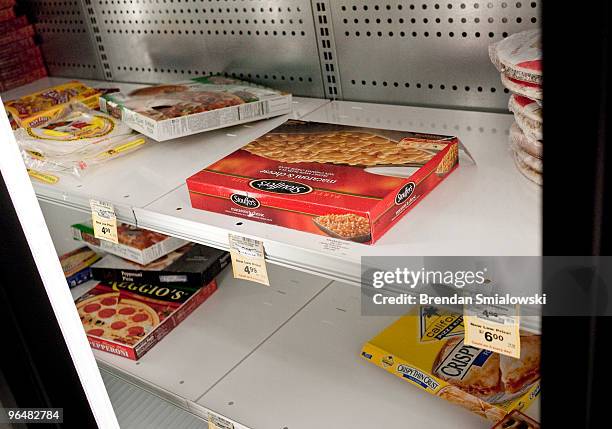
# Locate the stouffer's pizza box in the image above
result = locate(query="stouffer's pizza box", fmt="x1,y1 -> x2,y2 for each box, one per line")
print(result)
75,280 -> 217,360
72,221 -> 189,265
91,243 -> 231,289
99,76 -> 292,141
360,306 -> 541,423
186,120 -> 460,244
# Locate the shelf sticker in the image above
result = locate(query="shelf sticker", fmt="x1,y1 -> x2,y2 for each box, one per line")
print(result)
208,413 -> 234,429
228,233 -> 269,286
464,303 -> 521,358
89,199 -> 118,244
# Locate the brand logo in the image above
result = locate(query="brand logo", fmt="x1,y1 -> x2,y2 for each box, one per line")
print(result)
249,179 -> 313,195
397,364 -> 440,390
230,193 -> 260,208
382,355 -> 394,368
434,340 -> 493,381
395,182 -> 416,205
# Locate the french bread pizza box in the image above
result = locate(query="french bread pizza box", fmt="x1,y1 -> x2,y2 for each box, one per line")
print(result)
75,280 -> 217,360
91,243 -> 230,288
60,247 -> 101,288
72,221 -> 189,265
186,120 -> 460,244
99,75 -> 292,141
360,306 -> 541,423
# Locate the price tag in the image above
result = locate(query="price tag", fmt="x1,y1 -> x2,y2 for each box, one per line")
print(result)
89,199 -> 118,244
228,233 -> 269,286
464,304 -> 521,358
208,413 -> 234,429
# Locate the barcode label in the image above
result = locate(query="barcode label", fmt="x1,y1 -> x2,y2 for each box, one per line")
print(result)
238,101 -> 268,120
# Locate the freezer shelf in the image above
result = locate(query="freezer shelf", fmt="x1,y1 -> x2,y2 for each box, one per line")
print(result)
1,78 -> 330,224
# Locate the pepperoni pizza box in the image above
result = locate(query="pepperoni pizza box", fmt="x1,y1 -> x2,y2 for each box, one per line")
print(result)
360,306 -> 541,422
75,280 -> 217,360
60,247 -> 101,288
91,243 -> 230,288
71,221 -> 189,265
186,120 -> 460,244
99,75 -> 292,141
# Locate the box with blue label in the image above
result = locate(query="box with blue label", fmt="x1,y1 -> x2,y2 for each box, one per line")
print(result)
360,306 -> 540,423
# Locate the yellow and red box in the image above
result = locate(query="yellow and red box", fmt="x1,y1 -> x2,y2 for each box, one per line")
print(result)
187,120 -> 459,244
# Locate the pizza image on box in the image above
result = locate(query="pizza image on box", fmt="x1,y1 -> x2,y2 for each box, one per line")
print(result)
75,281 -> 217,360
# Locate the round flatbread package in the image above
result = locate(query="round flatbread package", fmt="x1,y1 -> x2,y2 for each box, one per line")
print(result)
510,139 -> 542,173
510,122 -> 543,159
509,94 -> 543,140
489,29 -> 542,84
513,151 -> 542,186
15,102 -> 147,179
500,73 -> 543,101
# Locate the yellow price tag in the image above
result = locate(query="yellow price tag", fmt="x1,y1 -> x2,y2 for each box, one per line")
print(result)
228,233 -> 269,286
464,304 -> 521,359
89,199 -> 118,244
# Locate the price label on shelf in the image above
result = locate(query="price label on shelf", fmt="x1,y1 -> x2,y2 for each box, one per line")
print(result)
89,199 -> 118,244
228,233 -> 269,286
208,413 -> 234,429
464,304 -> 521,359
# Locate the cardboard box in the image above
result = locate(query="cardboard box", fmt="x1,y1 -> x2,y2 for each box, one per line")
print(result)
72,221 -> 189,265
60,247 -> 101,288
361,306 -> 541,422
75,280 -> 217,360
187,120 -> 459,244
99,76 -> 292,141
91,243 -> 230,289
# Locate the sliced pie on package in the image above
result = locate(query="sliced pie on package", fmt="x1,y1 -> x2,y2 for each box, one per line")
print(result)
500,74 -> 542,102
489,29 -> 542,84
510,122 -> 542,159
509,95 -> 543,141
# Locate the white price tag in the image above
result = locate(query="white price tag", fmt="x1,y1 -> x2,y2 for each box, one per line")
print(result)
208,413 -> 234,429
89,199 -> 118,244
464,304 -> 521,358
228,233 -> 269,286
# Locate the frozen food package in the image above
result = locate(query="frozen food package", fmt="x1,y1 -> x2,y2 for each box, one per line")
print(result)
14,103 -> 147,180
510,140 -> 542,173
513,151 -> 542,186
500,74 -> 543,101
509,95 -> 543,141
510,122 -> 542,159
489,29 -> 542,84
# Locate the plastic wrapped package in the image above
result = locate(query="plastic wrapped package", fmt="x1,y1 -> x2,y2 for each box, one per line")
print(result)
489,29 -> 542,84
510,122 -> 542,159
510,139 -> 542,174
513,151 -> 542,186
500,74 -> 542,102
14,103 -> 147,182
509,94 -> 543,141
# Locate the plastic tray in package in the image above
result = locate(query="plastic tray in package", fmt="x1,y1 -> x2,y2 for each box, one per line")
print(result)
14,103 -> 147,183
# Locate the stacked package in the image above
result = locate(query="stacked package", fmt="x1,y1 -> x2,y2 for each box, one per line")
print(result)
0,0 -> 47,91
71,222 -> 231,360
490,30 -> 543,185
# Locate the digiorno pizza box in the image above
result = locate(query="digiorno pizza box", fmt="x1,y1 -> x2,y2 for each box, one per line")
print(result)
186,120 -> 460,244
99,75 -> 292,141
60,247 -> 101,288
360,306 -> 541,422
91,243 -> 230,288
75,280 -> 217,360
72,221 -> 189,265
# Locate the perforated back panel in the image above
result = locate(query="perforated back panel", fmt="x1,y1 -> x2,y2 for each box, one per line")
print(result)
24,0 -> 103,79
89,0 -> 325,97
330,1 -> 540,110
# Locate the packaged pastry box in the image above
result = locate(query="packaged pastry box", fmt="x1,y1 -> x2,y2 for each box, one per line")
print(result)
360,306 -> 541,422
75,280 -> 217,360
91,243 -> 230,289
99,76 -> 292,141
186,120 -> 460,244
60,247 -> 101,288
72,221 -> 189,265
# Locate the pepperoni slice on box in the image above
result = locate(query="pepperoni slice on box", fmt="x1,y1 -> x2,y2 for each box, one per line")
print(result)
110,321 -> 127,330
128,326 -> 144,336
83,303 -> 101,313
101,297 -> 117,306
87,328 -> 104,336
98,308 -> 116,318
119,307 -> 136,315
132,313 -> 148,322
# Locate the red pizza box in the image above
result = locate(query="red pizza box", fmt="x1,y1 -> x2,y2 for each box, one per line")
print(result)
0,37 -> 36,58
0,7 -> 16,22
0,24 -> 35,47
0,0 -> 16,10
0,67 -> 47,91
0,15 -> 28,33
0,56 -> 46,78
75,280 -> 217,360
186,120 -> 460,244
0,46 -> 43,71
